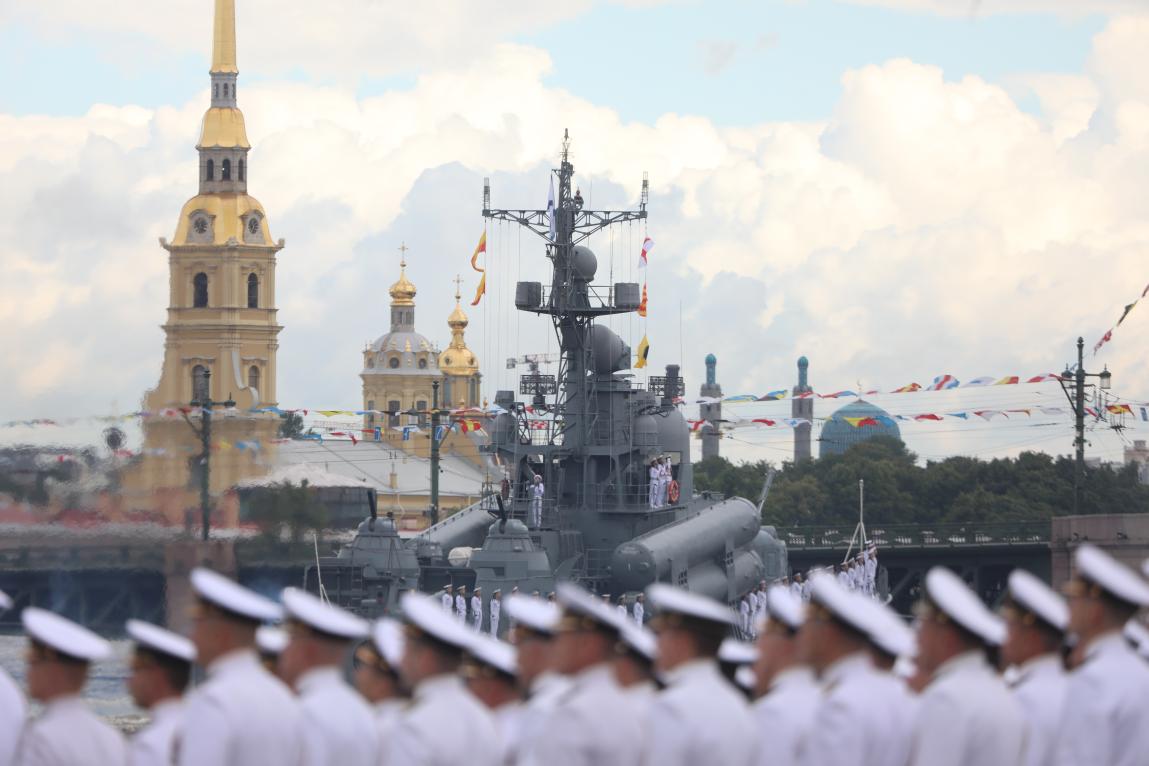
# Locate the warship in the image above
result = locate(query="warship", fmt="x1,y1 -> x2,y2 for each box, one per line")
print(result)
306,133 -> 787,623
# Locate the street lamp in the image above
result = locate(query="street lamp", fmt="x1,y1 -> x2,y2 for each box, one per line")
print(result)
186,369 -> 237,541
1059,337 -> 1113,515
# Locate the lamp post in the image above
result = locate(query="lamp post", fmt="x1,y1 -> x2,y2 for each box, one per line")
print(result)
187,369 -> 236,541
429,381 -> 441,526
1060,337 -> 1112,515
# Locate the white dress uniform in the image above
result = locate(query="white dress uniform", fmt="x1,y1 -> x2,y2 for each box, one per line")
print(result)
455,593 -> 468,623
179,648 -> 303,766
1010,654 -> 1066,766
384,674 -> 500,766
909,650 -> 1024,766
297,667 -> 377,766
471,595 -> 483,630
739,598 -> 752,636
632,601 -> 644,626
489,597 -> 501,636
525,664 -> 642,766
864,552 -> 877,596
15,695 -> 126,766
0,665 -> 26,766
797,652 -> 908,766
513,671 -> 572,762
645,658 -> 756,766
441,590 -> 453,612
129,698 -> 183,766
753,667 -> 820,766
648,465 -> 659,508
1054,632 -> 1149,766
373,699 -> 404,747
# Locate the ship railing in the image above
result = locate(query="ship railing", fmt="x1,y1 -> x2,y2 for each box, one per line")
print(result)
778,521 -> 1050,551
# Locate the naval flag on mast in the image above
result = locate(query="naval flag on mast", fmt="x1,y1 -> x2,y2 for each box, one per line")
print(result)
547,176 -> 556,241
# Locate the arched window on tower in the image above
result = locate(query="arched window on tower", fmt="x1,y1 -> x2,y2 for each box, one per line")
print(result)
247,273 -> 259,308
192,365 -> 209,403
247,366 -> 260,400
221,159 -> 231,181
193,273 -> 208,308
238,159 -> 245,182
223,83 -> 229,97
205,159 -> 214,181
213,84 -> 219,98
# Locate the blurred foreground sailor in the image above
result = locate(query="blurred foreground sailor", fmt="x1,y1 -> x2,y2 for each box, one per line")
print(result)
353,618 -> 407,747
460,632 -> 521,760
178,567 -> 302,766
796,575 -> 907,766
14,608 -> 125,766
1000,570 -> 1068,766
644,584 -> 755,766
280,587 -> 376,766
1124,618 -> 1149,660
386,592 -> 499,766
851,593 -> 918,764
614,620 -> 658,700
505,594 -> 569,762
126,620 -> 195,766
909,567 -> 1024,766
1054,545 -> 1149,766
255,625 -> 288,679
523,583 -> 642,766
0,590 -> 25,766
751,586 -> 818,766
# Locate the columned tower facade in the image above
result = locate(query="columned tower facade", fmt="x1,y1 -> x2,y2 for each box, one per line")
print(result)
792,356 -> 813,461
699,353 -> 722,460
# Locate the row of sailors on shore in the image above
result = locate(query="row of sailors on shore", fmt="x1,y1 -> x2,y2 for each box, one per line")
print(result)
2,541 -> 1149,766
439,584 -> 648,635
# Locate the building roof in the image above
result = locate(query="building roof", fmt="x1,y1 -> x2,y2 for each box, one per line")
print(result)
819,399 -> 902,458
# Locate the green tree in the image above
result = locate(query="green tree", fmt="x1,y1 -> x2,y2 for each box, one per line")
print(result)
278,412 -> 305,439
246,479 -> 328,544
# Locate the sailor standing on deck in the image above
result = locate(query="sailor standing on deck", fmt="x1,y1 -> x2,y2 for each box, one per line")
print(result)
442,585 -> 454,613
648,460 -> 660,509
490,589 -> 503,637
178,568 -> 303,766
530,475 -> 545,528
279,587 -> 376,766
352,618 -> 408,752
632,593 -> 645,626
644,584 -> 756,766
125,620 -> 195,766
14,608 -> 125,766
658,458 -> 671,507
0,590 -> 25,766
472,588 -> 484,631
1053,545 -> 1149,766
455,585 -> 469,624
385,592 -> 500,766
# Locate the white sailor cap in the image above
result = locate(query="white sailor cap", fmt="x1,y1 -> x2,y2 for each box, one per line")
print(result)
923,567 -> 1005,646
256,626 -> 288,656
853,597 -> 915,658
734,665 -> 757,692
1005,570 -> 1068,633
464,633 -> 517,678
618,621 -> 657,662
504,594 -> 561,636
372,618 -> 405,668
400,591 -> 474,651
1073,544 -> 1149,607
764,585 -> 804,631
556,582 -> 626,634
718,638 -> 758,665
126,619 -> 195,664
23,607 -> 110,663
807,573 -> 870,635
282,587 -> 368,640
0,590 -> 11,611
190,567 -> 282,623
646,583 -> 736,628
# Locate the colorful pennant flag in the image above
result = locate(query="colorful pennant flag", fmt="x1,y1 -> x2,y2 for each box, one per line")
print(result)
891,383 -> 921,393
822,391 -> 858,399
1026,374 -> 1061,383
1117,302 -> 1138,326
928,375 -> 960,391
994,376 -> 1020,386
914,414 -> 943,421
1107,404 -> 1133,415
759,390 -> 788,401
470,230 -> 487,306
963,377 -> 995,387
639,237 -> 654,268
635,335 -> 650,369
752,418 -> 777,426
638,282 -> 648,317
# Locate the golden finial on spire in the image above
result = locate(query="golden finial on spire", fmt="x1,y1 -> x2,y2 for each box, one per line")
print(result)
211,0 -> 239,74
389,243 -> 416,306
453,274 -> 463,302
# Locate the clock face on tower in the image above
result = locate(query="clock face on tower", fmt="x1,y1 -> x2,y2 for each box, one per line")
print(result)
193,218 -> 208,234
247,217 -> 260,235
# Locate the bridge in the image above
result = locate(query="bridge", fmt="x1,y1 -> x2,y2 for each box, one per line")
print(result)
778,521 -> 1052,612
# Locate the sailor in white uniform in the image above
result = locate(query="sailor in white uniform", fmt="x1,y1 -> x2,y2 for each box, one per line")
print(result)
455,585 -> 469,624
384,592 -> 500,766
442,585 -> 454,613
471,587 -> 484,631
125,620 -> 195,766
255,625 -> 288,679
864,546 -> 878,597
644,583 -> 756,766
795,574 -> 909,766
739,595 -> 753,639
751,586 -> 819,766
279,587 -> 376,766
0,590 -> 25,766
525,583 -> 643,766
632,593 -> 645,626
648,461 -> 660,509
178,568 -> 303,766
908,567 -> 1024,766
352,618 -> 407,753
851,594 -> 919,766
489,589 -> 502,637
658,458 -> 671,506
999,569 -> 1068,766
1054,545 -> 1149,766
530,475 -> 546,528
460,633 -> 521,764
13,607 -> 125,766
506,595 -> 570,763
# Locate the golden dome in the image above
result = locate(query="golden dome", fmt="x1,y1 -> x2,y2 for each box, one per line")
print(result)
171,193 -> 272,246
389,259 -> 417,306
198,107 -> 250,149
439,277 -> 478,375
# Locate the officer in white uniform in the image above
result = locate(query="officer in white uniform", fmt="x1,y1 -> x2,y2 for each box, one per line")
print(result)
739,595 -> 753,639
14,608 -> 125,766
125,620 -> 195,766
908,567 -> 1024,766
455,585 -> 469,624
525,583 -> 643,766
384,592 -> 500,766
505,595 -> 569,763
752,586 -> 819,766
0,589 -> 25,766
279,587 -> 376,766
460,632 -> 521,763
352,618 -> 407,753
999,570 -> 1068,766
489,589 -> 502,637
1054,545 -> 1149,766
178,567 -> 303,766
864,546 -> 878,597
796,574 -> 908,766
644,583 -> 756,766
471,587 -> 484,631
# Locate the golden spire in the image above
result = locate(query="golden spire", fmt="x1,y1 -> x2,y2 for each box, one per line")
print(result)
440,274 -> 478,375
212,0 -> 239,74
448,274 -> 468,330
389,243 -> 417,306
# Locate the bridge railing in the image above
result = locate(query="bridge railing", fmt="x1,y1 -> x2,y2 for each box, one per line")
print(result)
778,521 -> 1050,551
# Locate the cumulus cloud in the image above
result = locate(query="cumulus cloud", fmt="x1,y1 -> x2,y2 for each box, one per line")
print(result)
3,14 -> 1149,466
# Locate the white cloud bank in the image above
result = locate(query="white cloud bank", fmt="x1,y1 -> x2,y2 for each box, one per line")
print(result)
3,13 -> 1149,465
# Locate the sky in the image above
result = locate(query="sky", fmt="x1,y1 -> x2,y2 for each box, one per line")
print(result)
2,0 -> 1149,468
